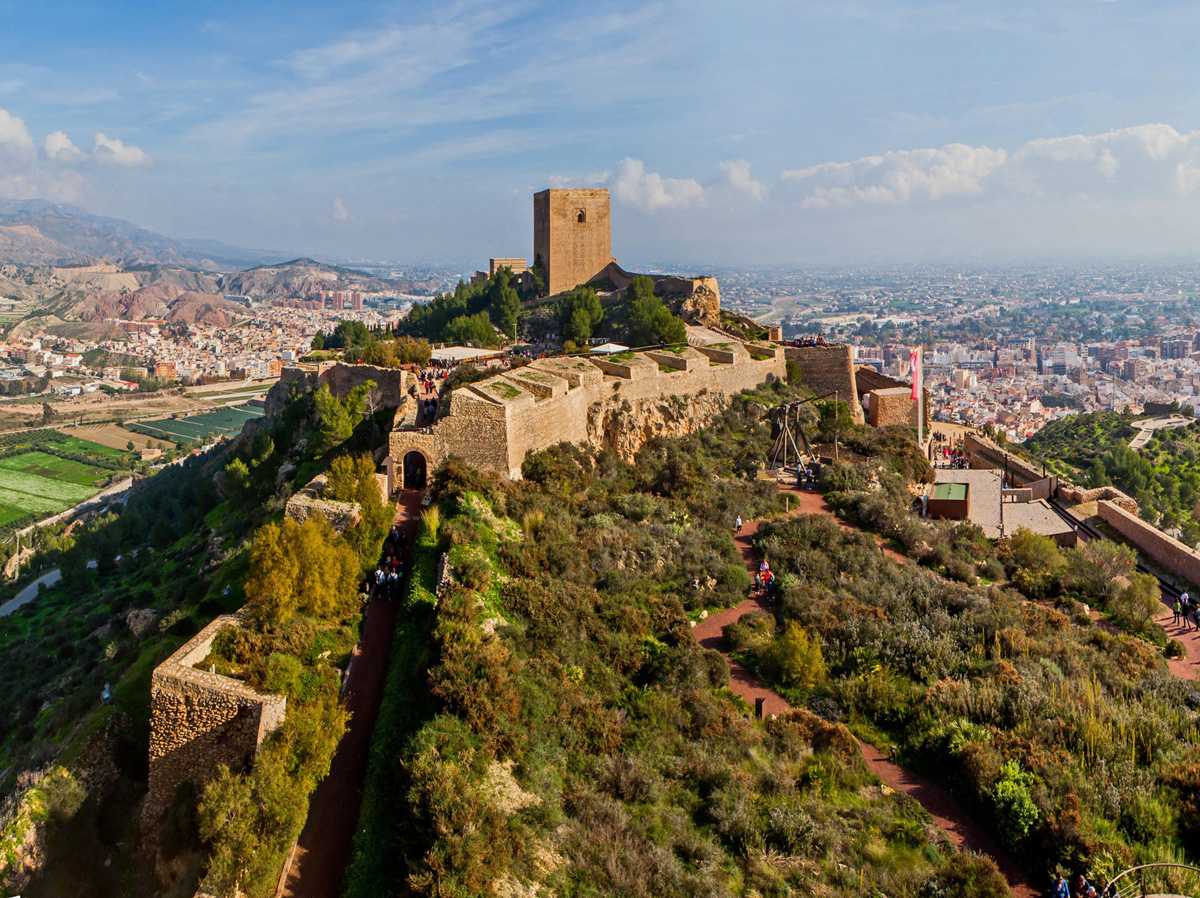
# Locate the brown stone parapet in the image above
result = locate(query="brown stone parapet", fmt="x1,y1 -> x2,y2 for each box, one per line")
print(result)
143,614 -> 286,831
1099,500 -> 1200,586
590,355 -> 660,381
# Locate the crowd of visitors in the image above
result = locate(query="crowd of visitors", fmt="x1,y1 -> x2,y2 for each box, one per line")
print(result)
1050,871 -> 1111,898
930,431 -> 969,468
789,334 -> 829,347
372,525 -> 407,601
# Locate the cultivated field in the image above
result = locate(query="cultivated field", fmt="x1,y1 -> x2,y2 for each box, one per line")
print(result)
63,424 -> 162,451
127,405 -> 263,444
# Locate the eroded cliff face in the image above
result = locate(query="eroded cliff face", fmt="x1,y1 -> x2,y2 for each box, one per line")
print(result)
659,276 -> 721,326
587,391 -> 729,459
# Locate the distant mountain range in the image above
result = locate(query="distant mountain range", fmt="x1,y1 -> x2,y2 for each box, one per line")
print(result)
0,199 -> 295,270
0,201 -> 446,338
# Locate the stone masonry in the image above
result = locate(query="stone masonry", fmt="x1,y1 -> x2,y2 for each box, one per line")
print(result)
390,335 -> 786,484
143,614 -> 286,830
284,473 -> 362,533
264,362 -> 408,419
782,345 -> 865,424
1099,500 -> 1200,586
533,188 -> 612,295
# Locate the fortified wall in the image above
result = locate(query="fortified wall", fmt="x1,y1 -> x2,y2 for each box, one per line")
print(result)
143,615 -> 286,830
962,432 -> 1138,513
1099,500 -> 1200,586
264,362 -> 409,419
390,339 -> 786,483
783,346 -> 865,425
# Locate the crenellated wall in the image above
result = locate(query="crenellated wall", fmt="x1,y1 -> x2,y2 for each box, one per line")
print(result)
389,339 -> 786,483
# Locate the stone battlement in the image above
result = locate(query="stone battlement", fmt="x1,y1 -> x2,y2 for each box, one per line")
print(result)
390,331 -> 787,483
284,472 -> 362,533
143,614 -> 286,831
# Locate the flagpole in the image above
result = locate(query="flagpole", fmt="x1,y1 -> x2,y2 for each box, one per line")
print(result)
918,345 -> 923,447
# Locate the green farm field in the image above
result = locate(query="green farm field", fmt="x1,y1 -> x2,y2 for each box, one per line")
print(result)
127,405 -> 263,444
0,451 -> 109,486
0,432 -> 133,531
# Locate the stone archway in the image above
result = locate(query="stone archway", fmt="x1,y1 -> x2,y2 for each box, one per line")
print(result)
402,450 -> 427,490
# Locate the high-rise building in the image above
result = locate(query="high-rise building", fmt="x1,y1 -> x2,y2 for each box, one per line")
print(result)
332,292 -> 345,311
533,188 -> 612,295
350,291 -> 363,311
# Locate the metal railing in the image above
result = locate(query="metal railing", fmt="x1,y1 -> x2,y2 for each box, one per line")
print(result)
1105,863 -> 1200,898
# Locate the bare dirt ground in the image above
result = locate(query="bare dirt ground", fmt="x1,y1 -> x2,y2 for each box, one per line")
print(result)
63,424 -> 161,450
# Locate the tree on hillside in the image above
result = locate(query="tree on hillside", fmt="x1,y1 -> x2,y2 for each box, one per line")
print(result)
491,283 -> 522,339
626,275 -> 686,345
244,517 -> 360,622
443,311 -> 499,347
326,320 -> 373,350
558,286 -> 603,344
312,381 -> 375,454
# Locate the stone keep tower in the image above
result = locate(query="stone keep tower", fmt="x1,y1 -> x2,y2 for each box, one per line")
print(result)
533,188 -> 612,295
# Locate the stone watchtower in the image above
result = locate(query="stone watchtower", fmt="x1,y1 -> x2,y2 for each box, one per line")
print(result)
533,188 -> 612,295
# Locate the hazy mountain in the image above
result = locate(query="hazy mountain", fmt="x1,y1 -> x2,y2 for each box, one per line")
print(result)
0,200 -> 293,270
216,257 -> 427,299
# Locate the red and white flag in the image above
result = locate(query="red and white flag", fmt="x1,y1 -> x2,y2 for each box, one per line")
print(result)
910,347 -> 921,401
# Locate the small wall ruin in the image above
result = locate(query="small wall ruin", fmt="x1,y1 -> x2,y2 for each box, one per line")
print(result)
284,473 -> 361,533
143,615 -> 286,830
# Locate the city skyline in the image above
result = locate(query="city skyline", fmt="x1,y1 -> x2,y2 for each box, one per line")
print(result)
5,1 -> 1200,265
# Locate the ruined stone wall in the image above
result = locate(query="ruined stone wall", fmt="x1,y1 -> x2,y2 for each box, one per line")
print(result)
869,388 -> 923,428
783,345 -> 865,424
534,188 -> 612,295
390,341 -> 786,480
143,615 -> 286,830
1057,483 -> 1139,513
855,367 -> 930,429
263,363 -> 408,420
1099,500 -> 1200,586
284,473 -> 362,533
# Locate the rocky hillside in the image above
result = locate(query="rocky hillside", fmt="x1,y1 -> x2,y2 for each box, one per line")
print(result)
216,257 -> 424,300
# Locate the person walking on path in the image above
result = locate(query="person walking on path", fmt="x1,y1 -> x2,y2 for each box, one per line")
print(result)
1174,598 -> 1182,626
735,515 -> 743,535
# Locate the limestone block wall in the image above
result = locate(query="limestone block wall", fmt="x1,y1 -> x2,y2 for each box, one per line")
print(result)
284,473 -> 362,533
1057,484 -> 1138,514
1099,500 -> 1200,585
389,343 -> 786,481
263,363 -> 408,420
783,346 -> 865,424
143,615 -> 286,829
533,188 -> 612,295
854,366 -> 929,428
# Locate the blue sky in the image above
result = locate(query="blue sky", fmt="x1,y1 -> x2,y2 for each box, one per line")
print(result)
3,0 -> 1200,265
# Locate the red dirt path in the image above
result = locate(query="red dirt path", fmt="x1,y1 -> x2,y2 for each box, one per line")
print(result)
692,479 -> 1038,898
278,489 -> 424,898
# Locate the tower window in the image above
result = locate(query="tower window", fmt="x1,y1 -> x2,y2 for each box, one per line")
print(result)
577,209 -> 586,223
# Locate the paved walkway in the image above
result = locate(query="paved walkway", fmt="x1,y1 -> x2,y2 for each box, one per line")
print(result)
279,489 -> 424,898
693,475 -> 1037,898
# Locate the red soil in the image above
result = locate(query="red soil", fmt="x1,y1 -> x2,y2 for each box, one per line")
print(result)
277,489 -> 424,898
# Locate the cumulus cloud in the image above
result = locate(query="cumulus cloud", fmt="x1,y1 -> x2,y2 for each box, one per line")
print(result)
781,124 -> 1200,209
93,132 -> 152,167
607,158 -> 705,211
718,159 -> 765,201
43,131 -> 84,164
332,195 -> 349,221
0,108 -> 35,160
782,143 -> 1007,209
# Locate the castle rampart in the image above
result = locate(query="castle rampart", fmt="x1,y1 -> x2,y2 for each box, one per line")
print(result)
782,345 -> 865,424
264,362 -> 408,419
1099,500 -> 1200,586
143,615 -> 286,830
390,335 -> 786,483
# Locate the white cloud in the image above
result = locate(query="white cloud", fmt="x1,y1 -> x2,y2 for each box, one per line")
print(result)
0,108 -> 35,159
718,159 -> 765,201
332,195 -> 349,221
782,143 -> 1007,209
780,124 -> 1200,210
43,130 -> 84,164
93,132 -> 152,167
607,158 -> 705,211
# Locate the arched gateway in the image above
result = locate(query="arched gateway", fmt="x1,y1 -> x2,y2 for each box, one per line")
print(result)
402,451 -> 427,490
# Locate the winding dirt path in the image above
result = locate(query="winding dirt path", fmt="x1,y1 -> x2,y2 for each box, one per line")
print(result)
692,476 -> 1038,898
278,489 -> 424,898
